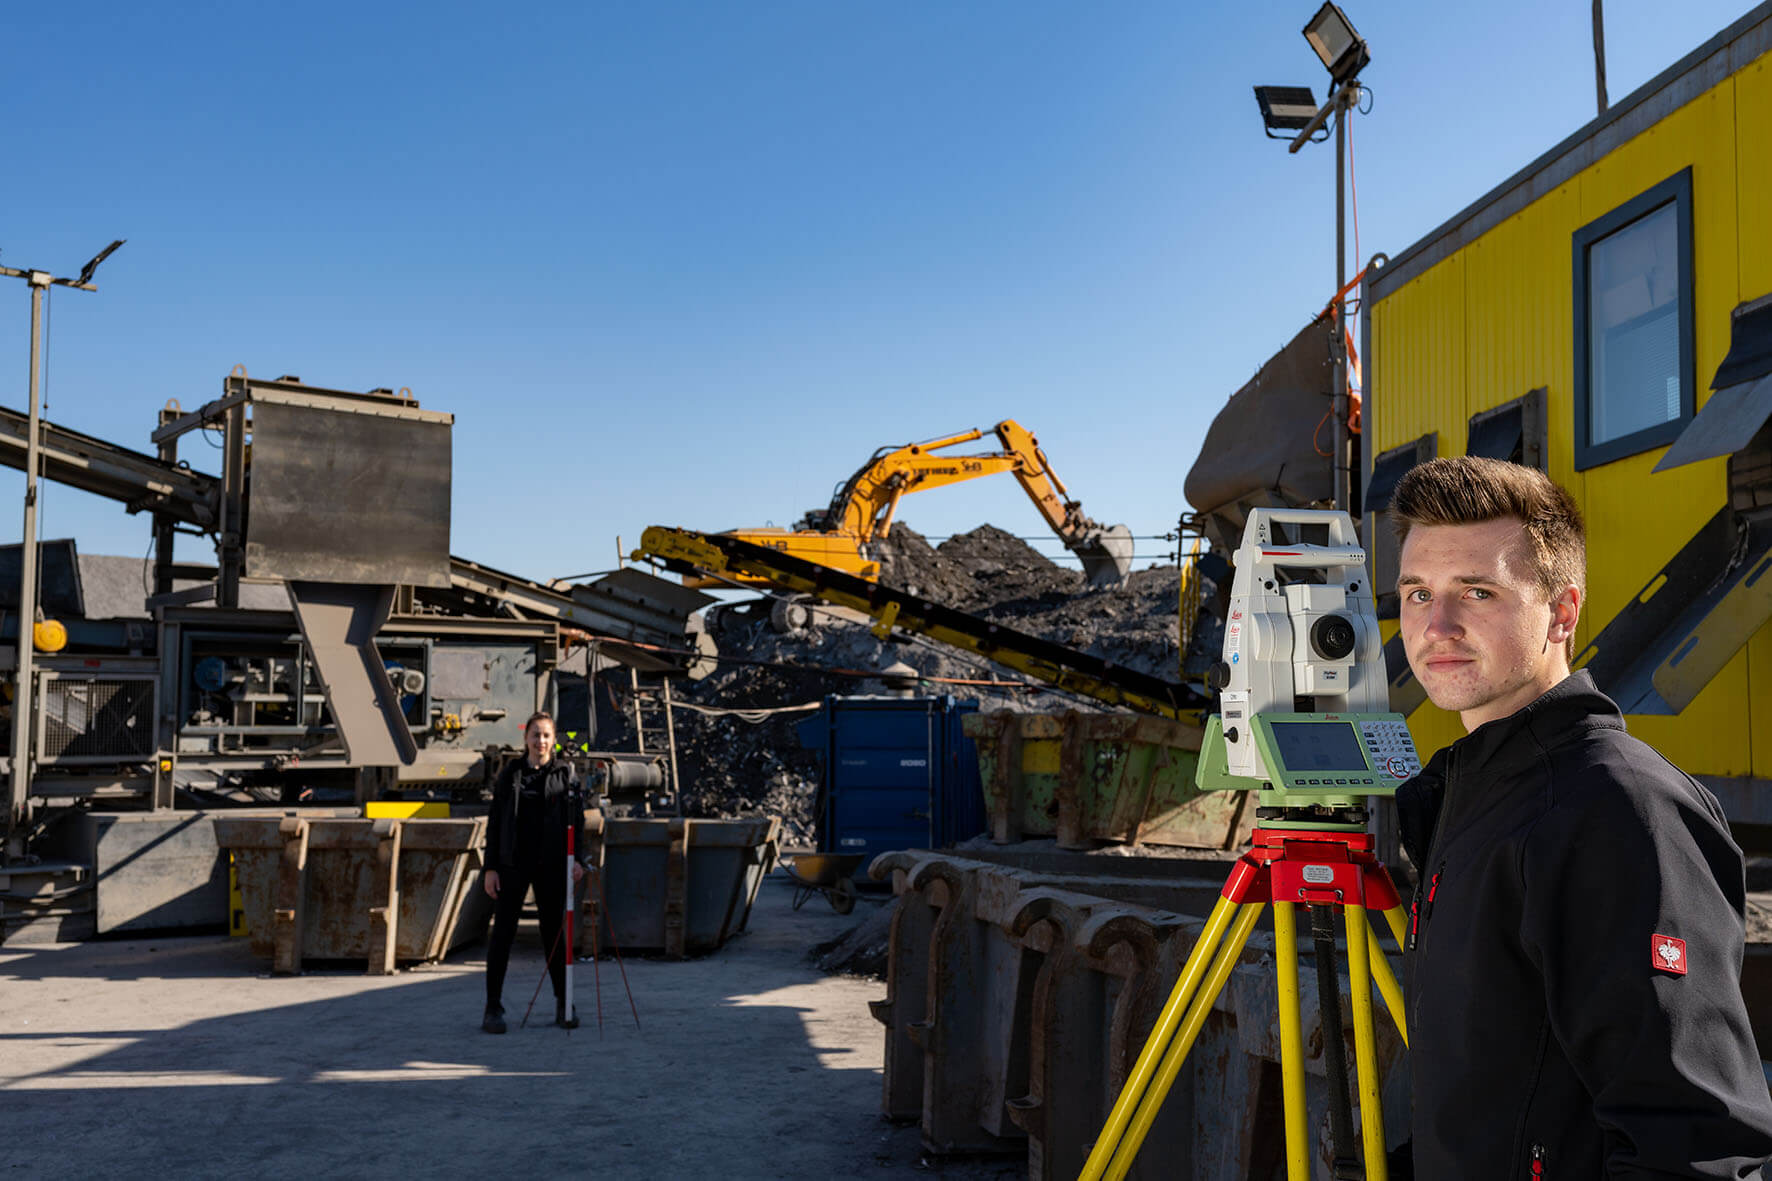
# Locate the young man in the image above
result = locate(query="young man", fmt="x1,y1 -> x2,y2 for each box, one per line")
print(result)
481,711 -> 586,1033
1391,456 -> 1772,1178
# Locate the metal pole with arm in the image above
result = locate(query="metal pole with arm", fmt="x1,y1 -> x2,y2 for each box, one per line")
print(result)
0,241 -> 122,860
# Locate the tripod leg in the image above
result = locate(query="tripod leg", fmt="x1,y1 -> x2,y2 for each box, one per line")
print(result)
1105,901 -> 1265,1181
1080,894 -> 1242,1181
1345,905 -> 1389,1181
1311,905 -> 1360,1177
1364,916 -> 1407,1047
1380,904 -> 1407,952
1273,902 -> 1311,1181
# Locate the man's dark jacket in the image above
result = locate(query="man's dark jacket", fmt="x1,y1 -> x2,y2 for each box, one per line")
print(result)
483,757 -> 584,878
1397,671 -> 1772,1178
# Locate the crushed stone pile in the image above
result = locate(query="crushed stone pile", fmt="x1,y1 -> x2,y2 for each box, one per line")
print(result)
587,523 -> 1183,849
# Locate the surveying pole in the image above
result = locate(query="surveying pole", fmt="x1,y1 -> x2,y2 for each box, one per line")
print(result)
1,241 -> 123,860
564,824 -> 576,1029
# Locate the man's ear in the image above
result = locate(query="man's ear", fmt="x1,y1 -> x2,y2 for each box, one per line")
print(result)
1549,584 -> 1582,648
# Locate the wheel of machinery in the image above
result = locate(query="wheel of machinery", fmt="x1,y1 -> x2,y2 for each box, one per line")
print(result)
769,594 -> 814,634
829,876 -> 858,915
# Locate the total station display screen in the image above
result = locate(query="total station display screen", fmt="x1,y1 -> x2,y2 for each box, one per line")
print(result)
1267,721 -> 1370,772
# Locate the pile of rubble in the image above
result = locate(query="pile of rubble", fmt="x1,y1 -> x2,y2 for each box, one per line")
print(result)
590,524 -> 1184,847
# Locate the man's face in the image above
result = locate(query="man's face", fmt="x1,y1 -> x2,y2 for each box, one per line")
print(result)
525,719 -> 555,764
1397,517 -> 1581,732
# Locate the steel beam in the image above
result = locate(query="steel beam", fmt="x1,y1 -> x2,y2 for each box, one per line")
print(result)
0,404 -> 218,527
445,557 -> 713,672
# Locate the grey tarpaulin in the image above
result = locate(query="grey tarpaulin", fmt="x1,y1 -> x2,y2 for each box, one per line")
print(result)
1184,318 -> 1336,516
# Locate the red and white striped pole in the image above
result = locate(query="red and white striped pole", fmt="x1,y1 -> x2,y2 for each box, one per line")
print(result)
564,825 -> 575,1026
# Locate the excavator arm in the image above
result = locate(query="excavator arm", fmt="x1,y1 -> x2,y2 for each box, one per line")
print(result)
990,420 -> 1123,556
705,419 -> 1133,589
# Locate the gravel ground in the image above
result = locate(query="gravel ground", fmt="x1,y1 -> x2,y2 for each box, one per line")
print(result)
0,869 -> 1022,1181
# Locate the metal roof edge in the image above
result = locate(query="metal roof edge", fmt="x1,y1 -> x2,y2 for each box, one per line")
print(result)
1368,0 -> 1772,302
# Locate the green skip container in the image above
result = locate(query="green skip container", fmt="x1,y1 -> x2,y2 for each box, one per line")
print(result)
961,711 -> 1249,850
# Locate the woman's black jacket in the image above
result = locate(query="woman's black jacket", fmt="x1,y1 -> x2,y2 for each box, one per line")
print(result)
482,757 -> 585,878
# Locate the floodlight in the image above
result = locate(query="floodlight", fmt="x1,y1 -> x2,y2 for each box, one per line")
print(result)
1303,2 -> 1369,85
1255,86 -> 1320,136
75,239 -> 125,287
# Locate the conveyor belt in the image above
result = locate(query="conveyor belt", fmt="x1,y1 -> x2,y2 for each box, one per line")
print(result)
638,526 -> 1206,720
0,405 -> 219,526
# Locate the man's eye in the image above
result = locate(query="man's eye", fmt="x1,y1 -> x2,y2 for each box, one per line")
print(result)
1467,588 -> 1492,600
1404,588 -> 1429,604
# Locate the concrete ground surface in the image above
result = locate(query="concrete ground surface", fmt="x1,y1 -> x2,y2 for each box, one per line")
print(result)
0,870 -> 1021,1180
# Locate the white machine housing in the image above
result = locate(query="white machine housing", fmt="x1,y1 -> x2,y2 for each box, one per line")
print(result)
1218,508 -> 1386,780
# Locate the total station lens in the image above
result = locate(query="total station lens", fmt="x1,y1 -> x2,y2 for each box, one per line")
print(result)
1311,614 -> 1356,661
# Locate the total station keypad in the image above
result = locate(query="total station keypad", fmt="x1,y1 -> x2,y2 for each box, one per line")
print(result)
1360,719 -> 1422,779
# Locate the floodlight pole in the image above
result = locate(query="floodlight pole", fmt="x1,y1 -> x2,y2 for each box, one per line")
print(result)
0,249 -> 117,860
1289,80 -> 1359,513
1333,81 -> 1350,513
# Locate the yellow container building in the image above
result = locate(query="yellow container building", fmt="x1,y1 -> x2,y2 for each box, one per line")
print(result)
1363,3 -> 1772,821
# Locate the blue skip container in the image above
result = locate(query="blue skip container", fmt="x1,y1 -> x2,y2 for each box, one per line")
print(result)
796,695 -> 987,879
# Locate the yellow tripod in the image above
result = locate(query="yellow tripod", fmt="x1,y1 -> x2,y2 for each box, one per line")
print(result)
1080,827 -> 1409,1181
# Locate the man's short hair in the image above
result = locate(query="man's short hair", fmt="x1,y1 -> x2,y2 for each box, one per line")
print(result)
1390,456 -> 1586,601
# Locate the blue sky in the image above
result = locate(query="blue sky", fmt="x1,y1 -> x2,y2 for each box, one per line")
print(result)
2,1 -> 1759,583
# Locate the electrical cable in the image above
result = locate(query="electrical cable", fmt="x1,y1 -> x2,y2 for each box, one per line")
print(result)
1346,89 -> 1366,431
1349,100 -> 1362,316
1313,408 -> 1336,459
911,533 -> 1177,542
141,529 -> 157,597
670,700 -> 823,722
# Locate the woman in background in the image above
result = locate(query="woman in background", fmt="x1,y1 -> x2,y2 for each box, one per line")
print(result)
480,711 -> 585,1033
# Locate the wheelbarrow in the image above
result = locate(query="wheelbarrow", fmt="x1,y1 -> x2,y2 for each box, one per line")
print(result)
782,853 -> 864,914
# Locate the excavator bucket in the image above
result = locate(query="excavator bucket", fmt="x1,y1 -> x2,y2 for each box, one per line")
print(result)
1074,524 -> 1134,588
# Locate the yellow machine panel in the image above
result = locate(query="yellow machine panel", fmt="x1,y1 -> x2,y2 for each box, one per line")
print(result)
364,802 -> 451,819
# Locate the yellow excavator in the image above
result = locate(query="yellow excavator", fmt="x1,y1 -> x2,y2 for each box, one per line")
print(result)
693,419 -> 1134,589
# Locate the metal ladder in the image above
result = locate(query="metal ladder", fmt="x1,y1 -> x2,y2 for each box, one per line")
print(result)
627,669 -> 682,815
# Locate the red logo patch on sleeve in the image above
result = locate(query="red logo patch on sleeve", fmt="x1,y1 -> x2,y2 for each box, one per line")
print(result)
1652,933 -> 1688,975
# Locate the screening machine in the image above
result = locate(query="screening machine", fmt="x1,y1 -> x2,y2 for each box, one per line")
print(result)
0,373 -> 713,942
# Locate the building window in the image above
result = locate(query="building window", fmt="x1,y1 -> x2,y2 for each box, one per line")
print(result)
1572,168 -> 1695,470
1364,431 -> 1437,619
1466,387 -> 1548,471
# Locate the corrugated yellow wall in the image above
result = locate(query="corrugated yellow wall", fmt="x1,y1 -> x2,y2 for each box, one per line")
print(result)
1372,59 -> 1771,776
